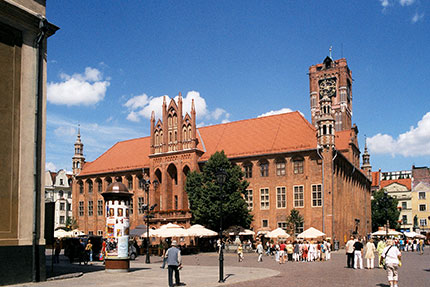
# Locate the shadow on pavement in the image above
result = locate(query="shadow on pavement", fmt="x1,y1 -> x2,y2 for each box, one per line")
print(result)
46,254 -> 105,279
376,284 -> 390,287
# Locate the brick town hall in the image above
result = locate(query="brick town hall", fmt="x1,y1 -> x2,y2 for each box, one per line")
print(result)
72,56 -> 372,243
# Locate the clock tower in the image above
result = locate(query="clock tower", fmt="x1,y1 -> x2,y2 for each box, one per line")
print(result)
309,56 -> 353,132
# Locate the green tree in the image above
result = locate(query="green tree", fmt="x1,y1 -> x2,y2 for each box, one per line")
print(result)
185,151 -> 252,231
64,216 -> 78,231
371,189 -> 400,232
286,209 -> 304,236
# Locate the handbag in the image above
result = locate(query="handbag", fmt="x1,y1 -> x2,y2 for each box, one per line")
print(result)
381,245 -> 393,270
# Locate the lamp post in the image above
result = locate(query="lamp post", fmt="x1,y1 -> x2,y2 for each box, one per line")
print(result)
382,191 -> 391,238
141,177 -> 158,264
216,169 -> 227,283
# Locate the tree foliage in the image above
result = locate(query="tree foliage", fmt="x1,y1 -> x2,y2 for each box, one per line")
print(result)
371,189 -> 400,232
185,151 -> 252,231
64,216 -> 78,231
286,209 -> 304,236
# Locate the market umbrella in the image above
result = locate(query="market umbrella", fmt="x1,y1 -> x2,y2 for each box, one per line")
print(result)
187,224 -> 218,237
239,229 -> 255,236
404,231 -> 425,239
297,227 -> 326,239
54,229 -> 72,238
266,228 -> 290,239
154,223 -> 189,238
371,229 -> 402,237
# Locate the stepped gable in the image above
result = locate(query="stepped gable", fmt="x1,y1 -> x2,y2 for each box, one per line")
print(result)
79,137 -> 151,176
197,111 -> 317,161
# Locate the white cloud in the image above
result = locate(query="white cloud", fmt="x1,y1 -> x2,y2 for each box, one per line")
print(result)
258,108 -> 296,118
46,161 -> 57,172
54,126 -> 76,138
399,0 -> 415,6
368,112 -> 430,157
123,91 -> 230,124
380,0 -> 391,9
411,11 -> 424,23
47,67 -> 110,106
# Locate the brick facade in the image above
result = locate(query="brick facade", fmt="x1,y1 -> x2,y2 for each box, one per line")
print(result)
72,56 -> 372,244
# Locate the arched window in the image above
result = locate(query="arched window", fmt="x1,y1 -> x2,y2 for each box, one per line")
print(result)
78,181 -> 83,194
293,157 -> 304,174
167,164 -> 178,185
87,179 -> 93,193
126,175 -> 133,190
59,190 -> 64,198
275,158 -> 286,176
259,160 -> 269,177
243,162 -> 253,178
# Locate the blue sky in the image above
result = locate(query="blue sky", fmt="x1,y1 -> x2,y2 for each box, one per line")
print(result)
45,0 -> 430,174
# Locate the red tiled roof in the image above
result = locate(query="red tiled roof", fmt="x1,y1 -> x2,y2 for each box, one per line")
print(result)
197,112 -> 317,161
79,137 -> 151,176
79,111 -> 357,176
380,178 -> 411,191
372,171 -> 380,187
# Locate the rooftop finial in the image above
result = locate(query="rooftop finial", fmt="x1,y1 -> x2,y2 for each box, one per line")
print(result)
77,123 -> 81,137
329,46 -> 333,59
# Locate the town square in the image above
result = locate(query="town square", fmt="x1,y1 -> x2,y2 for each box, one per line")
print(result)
1,1 -> 430,287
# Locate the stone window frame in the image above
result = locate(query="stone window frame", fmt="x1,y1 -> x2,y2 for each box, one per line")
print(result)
60,216 -> 65,224
245,189 -> 253,210
419,204 -> 426,211
60,202 -> 65,211
97,200 -> 103,216
311,184 -> 322,207
277,221 -> 287,230
138,197 -> 144,214
88,200 -> 93,216
79,201 -> 84,216
259,160 -> 269,177
293,185 -> 304,208
275,159 -> 286,176
243,162 -> 253,178
418,192 -> 426,200
262,219 -> 269,228
260,188 -> 270,210
276,186 -> 286,209
419,218 -> 427,227
293,158 -> 304,174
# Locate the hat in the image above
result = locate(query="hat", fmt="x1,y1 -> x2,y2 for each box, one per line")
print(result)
171,240 -> 177,246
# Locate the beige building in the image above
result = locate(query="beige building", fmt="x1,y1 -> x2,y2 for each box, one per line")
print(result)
45,170 -> 73,230
0,0 -> 58,285
383,182 -> 412,231
412,182 -> 430,232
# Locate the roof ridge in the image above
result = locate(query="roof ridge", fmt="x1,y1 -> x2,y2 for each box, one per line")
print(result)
197,111 -> 306,130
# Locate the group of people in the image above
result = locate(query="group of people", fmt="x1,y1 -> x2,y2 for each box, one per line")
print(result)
397,238 -> 425,253
253,239 -> 332,263
346,236 -> 402,287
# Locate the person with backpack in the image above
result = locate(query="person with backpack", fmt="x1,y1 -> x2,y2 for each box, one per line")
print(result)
381,239 -> 401,287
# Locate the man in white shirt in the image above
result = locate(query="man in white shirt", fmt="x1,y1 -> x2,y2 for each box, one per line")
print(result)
345,236 -> 355,268
381,239 -> 401,287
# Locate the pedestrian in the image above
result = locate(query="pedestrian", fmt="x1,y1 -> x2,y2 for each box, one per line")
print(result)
166,240 -> 183,287
85,239 -> 93,262
377,239 -> 386,268
325,240 -> 332,261
345,236 -> 355,268
160,240 -> 169,269
293,241 -> 300,262
54,238 -> 61,263
256,241 -> 264,262
279,241 -> 286,264
419,238 -> 424,255
365,238 -> 376,269
381,239 -> 401,287
286,241 -> 294,262
353,237 -> 364,269
237,243 -> 244,262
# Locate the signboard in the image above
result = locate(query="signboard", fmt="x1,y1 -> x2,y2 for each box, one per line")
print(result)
105,199 -> 130,259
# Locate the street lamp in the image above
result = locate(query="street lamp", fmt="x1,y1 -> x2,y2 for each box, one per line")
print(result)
141,176 -> 158,264
381,191 -> 392,238
216,168 -> 227,283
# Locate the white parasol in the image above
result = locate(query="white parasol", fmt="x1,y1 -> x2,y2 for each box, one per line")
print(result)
297,227 -> 326,239
187,224 -> 217,237
266,228 -> 290,239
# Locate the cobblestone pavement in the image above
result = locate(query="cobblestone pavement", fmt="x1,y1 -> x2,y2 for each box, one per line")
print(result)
12,250 -> 429,287
181,250 -> 429,287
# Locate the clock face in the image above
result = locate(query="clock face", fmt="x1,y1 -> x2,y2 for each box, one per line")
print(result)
319,78 -> 336,98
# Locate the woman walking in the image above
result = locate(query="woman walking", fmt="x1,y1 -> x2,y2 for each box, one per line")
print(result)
381,239 -> 401,287
365,238 -> 376,269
